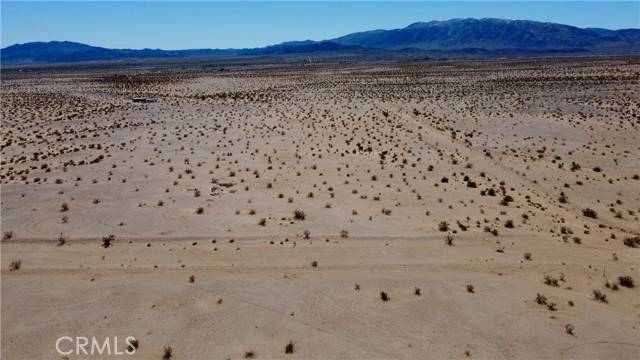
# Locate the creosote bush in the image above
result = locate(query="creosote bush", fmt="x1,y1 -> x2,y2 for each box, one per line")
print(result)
293,209 -> 306,220
163,346 -> 173,360
582,208 -> 597,218
102,234 -> 115,248
618,275 -> 634,288
592,289 -> 608,303
285,341 -> 294,354
9,259 -> 21,271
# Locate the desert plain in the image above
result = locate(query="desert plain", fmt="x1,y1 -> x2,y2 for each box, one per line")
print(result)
1,56 -> 639,359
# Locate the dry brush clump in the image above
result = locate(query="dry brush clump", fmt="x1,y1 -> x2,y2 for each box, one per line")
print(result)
293,209 -> 306,220
9,259 -> 22,271
101,234 -> 115,248
618,275 -> 634,288
285,341 -> 294,354
163,346 -> 173,360
623,236 -> 640,248
592,289 -> 608,303
582,208 -> 597,219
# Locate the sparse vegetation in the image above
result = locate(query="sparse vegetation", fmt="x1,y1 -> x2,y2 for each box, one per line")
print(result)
592,289 -> 608,303
618,275 -> 634,288
582,208 -> 597,219
9,259 -> 21,271
285,341 -> 294,354
163,346 -> 173,360
101,234 -> 115,248
293,209 -> 306,220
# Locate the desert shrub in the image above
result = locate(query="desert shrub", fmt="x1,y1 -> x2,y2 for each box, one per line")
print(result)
57,233 -> 66,246
285,341 -> 294,354
592,289 -> 608,303
544,275 -> 559,287
380,291 -> 390,302
466,285 -> 474,293
618,275 -> 634,288
293,209 -> 306,220
340,230 -> 349,238
582,208 -> 597,218
536,293 -> 547,305
445,234 -> 454,246
565,324 -> 575,335
438,221 -> 449,232
102,234 -> 115,248
535,293 -> 557,311
500,195 -> 514,206
258,218 -> 266,226
196,207 -> 204,214
523,252 -> 532,261
9,259 -> 21,271
623,236 -> 640,248
163,346 -> 173,360
559,192 -> 568,203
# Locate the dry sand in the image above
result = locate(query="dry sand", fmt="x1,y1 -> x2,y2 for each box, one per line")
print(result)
1,56 -> 639,359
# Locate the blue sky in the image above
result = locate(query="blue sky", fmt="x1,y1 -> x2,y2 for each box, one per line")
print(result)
2,1 -> 639,49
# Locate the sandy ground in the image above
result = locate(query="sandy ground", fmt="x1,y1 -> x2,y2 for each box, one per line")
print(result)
1,56 -> 639,359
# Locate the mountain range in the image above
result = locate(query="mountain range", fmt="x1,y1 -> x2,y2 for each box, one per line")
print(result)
2,18 -> 639,64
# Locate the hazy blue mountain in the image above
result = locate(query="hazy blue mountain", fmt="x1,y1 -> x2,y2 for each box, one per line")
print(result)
2,19 -> 639,64
0,40 -> 367,64
331,18 -> 640,51
0,41 -> 242,64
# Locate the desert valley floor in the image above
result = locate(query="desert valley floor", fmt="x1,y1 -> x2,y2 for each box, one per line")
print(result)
1,56 -> 639,359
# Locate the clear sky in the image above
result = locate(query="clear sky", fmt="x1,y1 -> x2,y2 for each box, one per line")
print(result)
2,1 -> 639,49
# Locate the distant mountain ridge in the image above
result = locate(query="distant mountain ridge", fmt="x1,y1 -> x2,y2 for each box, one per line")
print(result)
0,40 -> 374,64
2,18 -> 639,64
331,18 -> 640,51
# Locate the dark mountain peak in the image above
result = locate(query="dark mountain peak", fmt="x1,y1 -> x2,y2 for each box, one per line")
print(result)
332,18 -> 639,51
